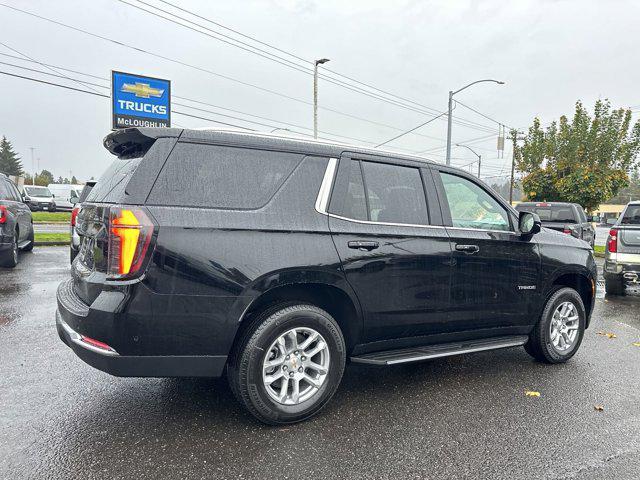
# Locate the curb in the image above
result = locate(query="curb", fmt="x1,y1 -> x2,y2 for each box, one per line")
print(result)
34,242 -> 69,246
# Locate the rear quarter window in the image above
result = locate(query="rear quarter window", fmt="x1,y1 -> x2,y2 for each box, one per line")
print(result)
147,143 -> 303,209
85,158 -> 142,203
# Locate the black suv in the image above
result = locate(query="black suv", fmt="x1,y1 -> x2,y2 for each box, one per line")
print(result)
56,128 -> 597,424
0,173 -> 34,267
515,202 -> 595,247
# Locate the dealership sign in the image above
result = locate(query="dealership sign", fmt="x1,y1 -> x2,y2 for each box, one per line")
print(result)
111,71 -> 171,129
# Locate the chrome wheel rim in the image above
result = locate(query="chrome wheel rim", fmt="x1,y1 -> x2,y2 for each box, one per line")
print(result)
550,301 -> 579,352
262,327 -> 330,405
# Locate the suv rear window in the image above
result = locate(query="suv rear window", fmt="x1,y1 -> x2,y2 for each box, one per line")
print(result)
148,143 -> 302,209
518,204 -> 577,222
621,205 -> 640,224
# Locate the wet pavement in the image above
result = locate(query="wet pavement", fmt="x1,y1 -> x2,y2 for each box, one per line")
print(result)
1,247 -> 639,480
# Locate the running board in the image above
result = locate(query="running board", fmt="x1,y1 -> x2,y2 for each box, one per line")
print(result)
350,336 -> 529,366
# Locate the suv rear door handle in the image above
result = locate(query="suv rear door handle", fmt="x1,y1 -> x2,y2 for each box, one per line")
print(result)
455,244 -> 479,254
348,240 -> 379,251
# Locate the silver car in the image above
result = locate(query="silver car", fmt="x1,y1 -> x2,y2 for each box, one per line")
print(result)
604,201 -> 640,295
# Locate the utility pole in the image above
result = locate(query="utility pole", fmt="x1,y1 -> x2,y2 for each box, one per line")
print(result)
313,58 -> 330,139
508,129 -> 525,204
445,79 -> 505,165
30,147 -> 35,185
446,91 -> 453,165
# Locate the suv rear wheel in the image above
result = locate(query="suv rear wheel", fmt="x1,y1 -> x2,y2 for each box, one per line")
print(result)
525,287 -> 586,363
0,230 -> 18,268
228,303 -> 346,425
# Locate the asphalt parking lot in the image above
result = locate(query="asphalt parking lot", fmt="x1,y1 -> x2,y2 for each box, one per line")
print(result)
1,247 -> 639,480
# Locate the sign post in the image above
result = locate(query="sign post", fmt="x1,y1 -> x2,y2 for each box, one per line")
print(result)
111,71 -> 171,129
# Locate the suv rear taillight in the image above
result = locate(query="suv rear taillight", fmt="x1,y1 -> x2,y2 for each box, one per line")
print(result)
71,205 -> 80,227
563,228 -> 571,235
107,206 -> 155,279
608,229 -> 618,253
0,206 -> 7,224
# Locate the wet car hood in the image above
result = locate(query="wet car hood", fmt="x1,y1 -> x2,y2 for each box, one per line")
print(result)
537,226 -> 590,250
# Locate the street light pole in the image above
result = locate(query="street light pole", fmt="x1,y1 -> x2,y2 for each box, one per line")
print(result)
313,58 -> 330,139
445,79 -> 505,166
455,144 -> 482,178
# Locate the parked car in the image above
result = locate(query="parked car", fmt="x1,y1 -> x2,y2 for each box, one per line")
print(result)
0,173 -> 34,267
57,128 -> 597,424
20,185 -> 56,212
70,181 -> 96,263
515,202 -> 595,247
603,201 -> 640,295
47,184 -> 83,211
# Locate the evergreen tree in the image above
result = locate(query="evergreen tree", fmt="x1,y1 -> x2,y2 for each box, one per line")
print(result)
0,136 -> 24,176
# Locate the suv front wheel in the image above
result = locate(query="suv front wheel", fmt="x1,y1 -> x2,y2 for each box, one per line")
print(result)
228,303 -> 346,425
525,287 -> 586,363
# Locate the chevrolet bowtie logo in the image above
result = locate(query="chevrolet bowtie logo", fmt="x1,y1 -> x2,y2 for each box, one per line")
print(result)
121,82 -> 164,98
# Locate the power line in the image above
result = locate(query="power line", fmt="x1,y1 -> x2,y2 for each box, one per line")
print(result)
454,99 -> 516,130
115,0 -> 497,133
0,58 -> 404,147
153,0 -> 503,129
0,40 -> 103,95
0,69 -> 258,131
0,67 -> 427,155
375,112 -> 448,147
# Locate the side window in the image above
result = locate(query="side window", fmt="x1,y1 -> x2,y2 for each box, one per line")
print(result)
0,179 -> 13,201
578,207 -> 588,223
9,183 -> 22,201
148,143 -> 302,209
362,162 -> 429,225
439,172 -> 510,231
328,160 -> 367,221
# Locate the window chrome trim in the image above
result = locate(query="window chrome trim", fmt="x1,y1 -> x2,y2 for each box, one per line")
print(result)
446,226 -> 519,235
314,158 -> 521,234
315,157 -> 338,214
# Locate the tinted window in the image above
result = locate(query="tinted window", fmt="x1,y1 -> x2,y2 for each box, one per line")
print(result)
440,172 -> 510,231
0,179 -> 13,201
86,158 -> 142,204
518,205 -> 577,222
621,205 -> 640,224
328,160 -> 367,221
362,161 -> 428,225
8,182 -> 22,201
148,143 -> 302,209
78,184 -> 95,202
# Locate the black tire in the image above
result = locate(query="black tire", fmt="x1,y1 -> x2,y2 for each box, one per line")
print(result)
525,287 -> 586,364
0,231 -> 19,268
228,303 -> 346,425
605,276 -> 624,296
21,225 -> 35,252
70,247 -> 78,264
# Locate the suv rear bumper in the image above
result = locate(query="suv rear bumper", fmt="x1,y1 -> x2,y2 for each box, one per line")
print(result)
56,280 -> 227,377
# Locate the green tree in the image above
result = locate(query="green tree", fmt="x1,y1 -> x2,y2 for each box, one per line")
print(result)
37,169 -> 54,186
0,136 -> 24,176
71,175 -> 78,184
516,100 -> 640,211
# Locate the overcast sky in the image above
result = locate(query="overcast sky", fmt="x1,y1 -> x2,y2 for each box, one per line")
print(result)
1,0 -> 639,183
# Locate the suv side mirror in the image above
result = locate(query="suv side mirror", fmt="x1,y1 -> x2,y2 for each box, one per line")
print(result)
70,196 -> 79,205
519,211 -> 541,236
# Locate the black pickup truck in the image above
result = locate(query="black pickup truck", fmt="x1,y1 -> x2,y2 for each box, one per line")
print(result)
516,202 -> 595,247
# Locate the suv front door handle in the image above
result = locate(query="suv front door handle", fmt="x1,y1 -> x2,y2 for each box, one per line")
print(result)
455,244 -> 479,254
348,240 -> 379,251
